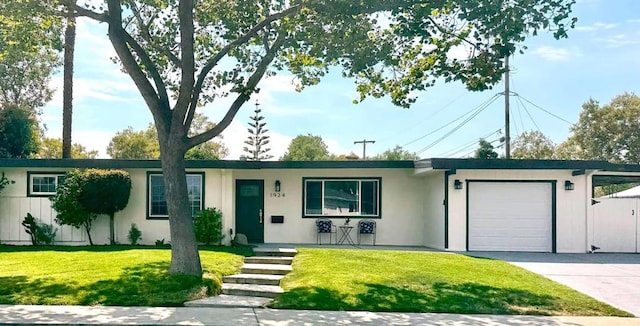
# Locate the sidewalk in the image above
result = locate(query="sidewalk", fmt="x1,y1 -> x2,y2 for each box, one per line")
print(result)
0,305 -> 638,326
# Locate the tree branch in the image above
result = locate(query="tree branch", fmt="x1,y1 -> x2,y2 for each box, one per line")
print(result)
105,0 -> 165,118
129,1 -> 182,67
185,4 -> 303,129
57,1 -> 109,22
173,0 -> 196,129
120,30 -> 170,106
186,34 -> 286,148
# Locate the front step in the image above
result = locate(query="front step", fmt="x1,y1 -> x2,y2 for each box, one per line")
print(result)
222,283 -> 284,298
253,247 -> 298,257
223,273 -> 284,286
244,256 -> 294,265
241,263 -> 292,275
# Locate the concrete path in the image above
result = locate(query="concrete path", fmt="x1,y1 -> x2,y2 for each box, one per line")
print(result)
467,252 -> 640,317
0,305 -> 638,325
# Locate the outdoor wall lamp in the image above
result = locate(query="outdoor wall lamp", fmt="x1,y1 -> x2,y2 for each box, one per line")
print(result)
275,180 -> 281,192
564,180 -> 575,191
454,179 -> 463,190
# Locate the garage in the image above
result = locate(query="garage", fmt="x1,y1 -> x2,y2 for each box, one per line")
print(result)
467,181 -> 554,252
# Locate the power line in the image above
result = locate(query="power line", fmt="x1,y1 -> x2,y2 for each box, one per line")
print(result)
377,91 -> 469,144
436,129 -> 502,157
415,95 -> 501,155
461,136 -> 504,158
516,95 -> 542,133
514,93 -> 574,125
402,94 -> 501,148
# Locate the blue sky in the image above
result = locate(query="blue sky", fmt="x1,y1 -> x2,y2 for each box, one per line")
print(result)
41,0 -> 640,159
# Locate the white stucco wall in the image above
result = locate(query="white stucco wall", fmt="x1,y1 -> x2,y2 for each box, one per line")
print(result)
421,172 -> 445,249
446,169 -> 589,253
233,168 -> 425,246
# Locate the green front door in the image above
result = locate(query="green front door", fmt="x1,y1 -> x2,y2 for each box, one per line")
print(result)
235,179 -> 264,243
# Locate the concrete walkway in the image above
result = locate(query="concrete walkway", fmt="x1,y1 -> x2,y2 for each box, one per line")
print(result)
467,252 -> 640,317
0,305 -> 637,325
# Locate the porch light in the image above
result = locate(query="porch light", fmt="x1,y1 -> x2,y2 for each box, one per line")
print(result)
454,179 -> 463,190
275,180 -> 281,192
564,180 -> 574,191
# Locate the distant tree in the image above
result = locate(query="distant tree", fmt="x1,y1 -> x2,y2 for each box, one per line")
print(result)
0,105 -> 39,158
51,169 -> 97,245
107,114 -> 228,159
78,169 -> 131,245
511,131 -> 556,159
243,101 -> 273,161
372,145 -> 420,160
281,134 -> 330,161
34,137 -> 98,159
107,126 -> 160,159
474,139 -> 499,159
332,152 -> 360,160
558,93 -> 640,163
0,1 -> 62,114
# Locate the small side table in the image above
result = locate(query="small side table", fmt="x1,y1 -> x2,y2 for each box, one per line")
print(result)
338,225 -> 355,245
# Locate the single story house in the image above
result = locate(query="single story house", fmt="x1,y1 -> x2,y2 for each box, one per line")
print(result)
1,158 -> 639,253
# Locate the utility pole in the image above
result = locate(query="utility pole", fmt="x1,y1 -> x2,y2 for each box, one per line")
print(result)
354,139 -> 375,159
504,55 -> 511,159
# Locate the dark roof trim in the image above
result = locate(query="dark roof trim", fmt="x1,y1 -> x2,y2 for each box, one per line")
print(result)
0,159 -> 415,170
416,158 -> 640,172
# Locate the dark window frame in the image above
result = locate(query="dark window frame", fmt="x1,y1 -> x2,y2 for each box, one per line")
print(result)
301,177 -> 382,218
146,171 -> 205,220
27,171 -> 66,197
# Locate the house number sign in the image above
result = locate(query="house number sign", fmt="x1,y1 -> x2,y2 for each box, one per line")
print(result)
270,192 -> 286,198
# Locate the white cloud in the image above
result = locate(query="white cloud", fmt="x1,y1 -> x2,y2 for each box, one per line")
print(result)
533,46 -> 581,62
219,120 -> 291,160
43,128 -> 112,158
575,22 -> 617,31
597,34 -> 640,48
627,19 -> 640,24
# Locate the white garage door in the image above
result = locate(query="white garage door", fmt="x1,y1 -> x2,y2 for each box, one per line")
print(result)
468,182 -> 552,252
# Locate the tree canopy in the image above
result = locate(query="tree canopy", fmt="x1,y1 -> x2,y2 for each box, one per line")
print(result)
49,0 -> 577,276
281,134 -> 331,161
511,131 -> 556,159
474,139 -> 499,159
107,114 -> 228,160
0,0 -> 62,113
243,102 -> 273,161
33,137 -> 98,159
373,145 -> 420,160
558,93 -> 640,163
0,105 -> 39,158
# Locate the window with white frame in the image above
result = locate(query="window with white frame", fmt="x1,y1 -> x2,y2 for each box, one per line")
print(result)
148,173 -> 204,218
28,173 -> 66,196
303,178 -> 381,217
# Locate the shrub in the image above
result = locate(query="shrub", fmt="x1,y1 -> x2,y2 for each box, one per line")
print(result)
35,223 -> 57,245
128,223 -> 142,245
21,213 -> 38,245
50,169 -> 97,245
21,213 -> 57,245
194,207 -> 224,246
79,169 -> 131,245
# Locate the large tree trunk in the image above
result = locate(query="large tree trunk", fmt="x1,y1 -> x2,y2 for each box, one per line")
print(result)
161,144 -> 202,276
62,9 -> 76,159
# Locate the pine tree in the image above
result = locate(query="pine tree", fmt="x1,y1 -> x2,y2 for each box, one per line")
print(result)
243,100 -> 273,161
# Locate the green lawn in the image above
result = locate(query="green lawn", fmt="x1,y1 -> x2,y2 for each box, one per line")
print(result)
271,248 -> 632,316
0,245 -> 251,306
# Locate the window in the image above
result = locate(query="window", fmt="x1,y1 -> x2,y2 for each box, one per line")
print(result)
28,173 -> 66,196
148,172 -> 204,219
303,178 -> 381,218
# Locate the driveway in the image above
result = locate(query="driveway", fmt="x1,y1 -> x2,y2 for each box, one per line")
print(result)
467,252 -> 640,317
